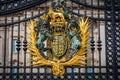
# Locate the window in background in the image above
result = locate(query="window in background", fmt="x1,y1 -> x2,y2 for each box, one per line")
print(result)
13,39 -> 17,52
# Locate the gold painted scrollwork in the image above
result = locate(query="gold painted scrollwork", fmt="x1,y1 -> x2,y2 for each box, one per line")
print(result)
28,4 -> 90,76
28,17 -> 90,77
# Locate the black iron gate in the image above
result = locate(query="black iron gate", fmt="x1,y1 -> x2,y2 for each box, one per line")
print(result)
0,0 -> 120,80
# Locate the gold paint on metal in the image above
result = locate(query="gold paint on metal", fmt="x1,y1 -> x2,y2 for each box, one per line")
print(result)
28,6 -> 90,77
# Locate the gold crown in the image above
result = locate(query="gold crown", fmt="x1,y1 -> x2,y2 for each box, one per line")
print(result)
48,6 -> 67,27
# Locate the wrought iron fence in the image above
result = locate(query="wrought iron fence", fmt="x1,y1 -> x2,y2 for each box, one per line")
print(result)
0,0 -> 119,80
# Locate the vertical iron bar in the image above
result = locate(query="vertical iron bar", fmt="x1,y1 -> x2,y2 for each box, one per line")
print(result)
3,16 -> 7,80
16,16 -> 21,79
78,1 -> 80,15
84,0 -> 88,79
71,0 -> 73,14
38,2 -> 41,15
10,2 -> 14,79
90,0 -> 95,79
2,3 -> 7,80
10,17 -> 14,79
37,1 -> 40,76
84,0 -> 87,17
64,67 -> 67,80
30,8 -> 34,80
64,0 -> 66,7
23,10 -> 27,80
72,67 -> 74,80
79,68 -> 81,79
84,0 -> 87,79
104,0 -> 109,79
117,1 -> 120,79
111,0 -> 117,79
45,1 -> 47,13
37,67 -> 39,80
97,0 -> 102,80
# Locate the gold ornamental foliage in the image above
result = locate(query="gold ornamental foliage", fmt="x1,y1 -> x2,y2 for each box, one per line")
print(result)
28,17 -> 90,77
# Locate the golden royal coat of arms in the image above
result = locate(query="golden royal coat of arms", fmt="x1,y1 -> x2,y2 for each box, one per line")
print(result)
28,1 -> 90,77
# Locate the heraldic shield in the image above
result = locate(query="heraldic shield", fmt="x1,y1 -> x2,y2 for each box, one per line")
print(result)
28,1 -> 90,77
51,35 -> 67,59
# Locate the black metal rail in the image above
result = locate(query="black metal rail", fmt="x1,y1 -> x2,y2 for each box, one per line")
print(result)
0,0 -> 47,15
70,0 -> 120,10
